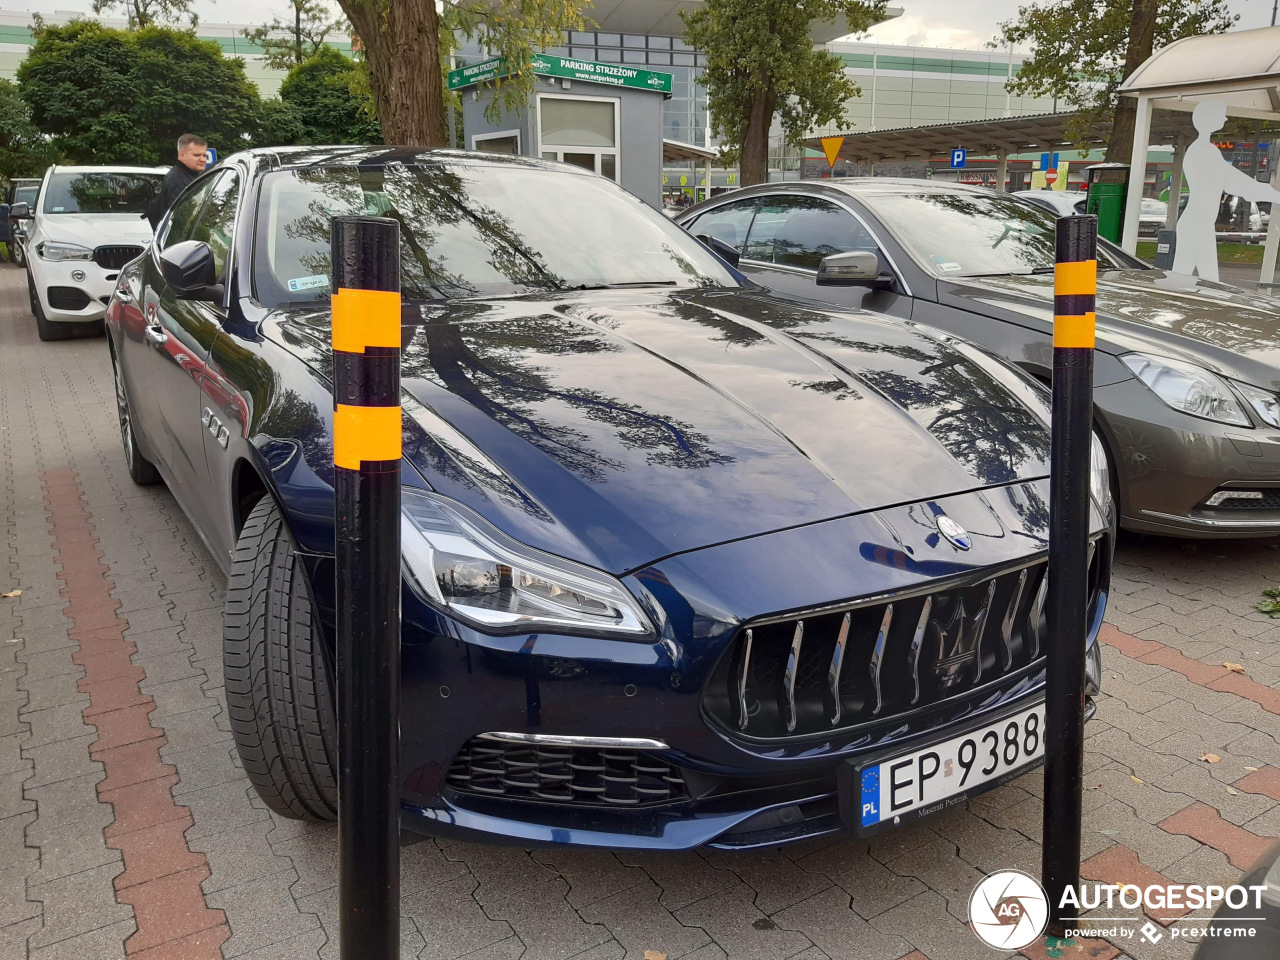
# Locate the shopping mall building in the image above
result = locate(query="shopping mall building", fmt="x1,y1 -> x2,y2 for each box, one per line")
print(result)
0,1 -> 1067,202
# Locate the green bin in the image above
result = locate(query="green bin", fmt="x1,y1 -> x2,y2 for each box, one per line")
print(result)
1084,163 -> 1130,244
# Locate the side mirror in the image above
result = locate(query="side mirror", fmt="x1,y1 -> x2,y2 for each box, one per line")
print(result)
159,240 -> 220,300
9,202 -> 31,219
696,234 -> 741,267
816,250 -> 891,288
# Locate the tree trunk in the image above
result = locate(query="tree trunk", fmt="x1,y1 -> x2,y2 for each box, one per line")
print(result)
740,87 -> 774,186
340,0 -> 445,147
1106,0 -> 1157,163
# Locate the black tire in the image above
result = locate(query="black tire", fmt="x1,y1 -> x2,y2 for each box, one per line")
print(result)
11,238 -> 25,267
110,344 -> 161,485
224,496 -> 338,820
27,269 -> 72,342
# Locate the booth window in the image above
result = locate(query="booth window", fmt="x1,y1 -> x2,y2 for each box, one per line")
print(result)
538,96 -> 618,181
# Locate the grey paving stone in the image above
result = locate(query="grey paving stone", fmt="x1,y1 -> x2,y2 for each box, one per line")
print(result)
674,881 -> 812,960
0,917 -> 43,960
21,703 -> 94,750
18,674 -> 88,715
482,877 -> 614,960
0,811 -> 41,928
190,819 -> 293,894
401,874 -> 515,960
22,735 -> 102,789
771,887 -> 909,960
0,768 -> 35,819
233,927 -> 327,959
24,774 -> 118,885
702,849 -> 832,916
438,841 -> 560,909
27,917 -> 132,960
792,841 -> 925,920
299,887 -> 424,960
182,778 -> 272,841
205,867 -> 319,957
530,848 -> 649,910
614,850 -> 738,913
578,878 -> 710,960
868,890 -> 993,960
167,741 -> 243,798
26,862 -> 132,949
152,703 -> 230,754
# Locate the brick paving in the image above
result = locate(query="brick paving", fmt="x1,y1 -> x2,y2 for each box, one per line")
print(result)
2,259 -> 1280,959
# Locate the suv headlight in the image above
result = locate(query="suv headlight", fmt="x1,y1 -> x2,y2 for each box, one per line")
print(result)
1121,353 -> 1249,426
1232,381 -> 1280,428
38,241 -> 93,262
400,489 -> 652,638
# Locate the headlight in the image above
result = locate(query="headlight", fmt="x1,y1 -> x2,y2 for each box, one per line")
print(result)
1090,432 -> 1110,508
400,489 -> 652,637
38,241 -> 93,262
1233,381 -> 1280,428
1121,353 -> 1249,426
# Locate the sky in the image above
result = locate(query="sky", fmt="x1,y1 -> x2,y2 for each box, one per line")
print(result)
6,0 -> 1279,50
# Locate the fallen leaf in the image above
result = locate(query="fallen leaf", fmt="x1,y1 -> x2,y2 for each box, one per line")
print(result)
643,953 -> 668,960
1223,662 -> 1247,674
1199,753 -> 1221,763
1227,787 -> 1239,796
1245,766 -> 1259,772
1099,829 -> 1120,836
1130,776 -> 1144,784
0,589 -> 19,598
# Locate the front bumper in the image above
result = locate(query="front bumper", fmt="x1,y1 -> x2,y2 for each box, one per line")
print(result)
311,479 -> 1112,850
32,255 -> 122,322
1098,378 -> 1280,538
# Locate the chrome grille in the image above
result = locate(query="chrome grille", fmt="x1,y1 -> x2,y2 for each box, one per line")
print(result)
445,738 -> 687,806
704,556 -> 1099,741
93,245 -> 143,270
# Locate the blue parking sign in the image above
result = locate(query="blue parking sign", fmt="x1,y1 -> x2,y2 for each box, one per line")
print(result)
206,147 -> 218,166
950,147 -> 966,168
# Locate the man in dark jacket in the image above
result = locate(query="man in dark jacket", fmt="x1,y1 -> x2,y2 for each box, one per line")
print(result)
148,133 -> 208,230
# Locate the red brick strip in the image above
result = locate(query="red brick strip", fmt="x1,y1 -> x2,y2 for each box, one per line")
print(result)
1021,936 -> 1121,960
1099,623 -> 1280,715
1158,802 -> 1273,870
43,468 -> 229,957
1079,844 -> 1191,926
1235,766 -> 1280,801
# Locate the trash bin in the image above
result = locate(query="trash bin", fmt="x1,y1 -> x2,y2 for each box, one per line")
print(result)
1084,163 -> 1130,244
1153,229 -> 1176,269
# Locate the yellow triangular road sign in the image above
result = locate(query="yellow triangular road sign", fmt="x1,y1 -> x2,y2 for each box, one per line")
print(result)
820,136 -> 844,168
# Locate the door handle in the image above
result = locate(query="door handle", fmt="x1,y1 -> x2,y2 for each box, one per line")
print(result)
145,324 -> 168,346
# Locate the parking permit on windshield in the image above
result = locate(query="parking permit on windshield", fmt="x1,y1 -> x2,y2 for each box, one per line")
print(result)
288,275 -> 330,293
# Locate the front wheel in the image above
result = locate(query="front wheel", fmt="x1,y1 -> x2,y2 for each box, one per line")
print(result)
11,239 -> 25,267
224,496 -> 338,821
111,346 -> 161,485
27,269 -> 72,342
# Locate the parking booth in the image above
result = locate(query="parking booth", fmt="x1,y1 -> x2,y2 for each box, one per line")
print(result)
451,54 -> 673,207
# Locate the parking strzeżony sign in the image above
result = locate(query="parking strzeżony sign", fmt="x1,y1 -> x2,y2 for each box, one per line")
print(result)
447,54 -> 673,94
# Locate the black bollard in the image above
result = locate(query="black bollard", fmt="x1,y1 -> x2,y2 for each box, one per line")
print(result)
1042,214 -> 1098,937
331,216 -> 402,960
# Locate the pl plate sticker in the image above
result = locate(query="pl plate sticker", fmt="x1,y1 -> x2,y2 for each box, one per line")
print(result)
288,275 -> 330,293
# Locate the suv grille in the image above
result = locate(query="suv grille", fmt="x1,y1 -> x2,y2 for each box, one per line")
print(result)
704,552 -> 1099,741
445,738 -> 688,806
93,245 -> 143,270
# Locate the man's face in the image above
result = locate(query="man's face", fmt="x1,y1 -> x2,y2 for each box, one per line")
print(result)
179,143 -> 208,172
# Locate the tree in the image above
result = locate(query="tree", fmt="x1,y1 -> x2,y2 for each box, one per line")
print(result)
17,21 -> 261,165
278,47 -> 381,143
682,0 -> 887,186
995,0 -> 1236,161
243,1 -> 347,72
90,0 -> 197,29
333,0 -> 589,147
0,80 -> 58,181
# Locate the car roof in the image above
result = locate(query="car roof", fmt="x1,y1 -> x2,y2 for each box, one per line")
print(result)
230,145 -> 592,177
48,165 -> 169,174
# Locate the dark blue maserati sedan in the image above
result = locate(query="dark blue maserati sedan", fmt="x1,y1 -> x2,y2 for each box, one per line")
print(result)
105,146 -> 1112,850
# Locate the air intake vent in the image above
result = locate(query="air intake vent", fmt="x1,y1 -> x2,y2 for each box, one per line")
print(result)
445,738 -> 687,806
46,287 -> 91,311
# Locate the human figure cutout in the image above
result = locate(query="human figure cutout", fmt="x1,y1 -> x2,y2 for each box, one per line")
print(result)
1173,99 -> 1280,283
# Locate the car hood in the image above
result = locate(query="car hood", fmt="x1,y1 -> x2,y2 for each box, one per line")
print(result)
941,268 -> 1280,389
36,213 -> 153,247
268,287 -> 1051,574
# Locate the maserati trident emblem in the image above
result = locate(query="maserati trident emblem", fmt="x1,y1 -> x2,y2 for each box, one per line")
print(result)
930,581 -> 996,690
936,515 -> 972,550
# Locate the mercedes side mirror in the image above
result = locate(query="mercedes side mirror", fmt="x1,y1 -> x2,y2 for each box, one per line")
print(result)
159,240 -> 221,301
696,234 -> 741,268
816,250 -> 892,288
9,202 -> 31,219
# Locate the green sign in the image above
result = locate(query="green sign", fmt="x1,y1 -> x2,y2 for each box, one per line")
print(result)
448,54 -> 672,94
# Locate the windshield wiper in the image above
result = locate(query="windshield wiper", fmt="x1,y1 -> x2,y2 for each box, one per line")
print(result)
573,281 -> 679,290
954,267 -> 1056,279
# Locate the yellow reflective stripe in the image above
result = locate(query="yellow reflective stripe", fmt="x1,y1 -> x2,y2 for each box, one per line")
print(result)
331,288 -> 401,354
333,404 -> 402,469
1054,259 -> 1097,296
1054,313 -> 1096,349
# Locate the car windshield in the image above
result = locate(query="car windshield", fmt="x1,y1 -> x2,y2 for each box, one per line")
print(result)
41,172 -> 163,215
253,161 -> 738,307
14,186 -> 38,206
867,190 -> 1130,277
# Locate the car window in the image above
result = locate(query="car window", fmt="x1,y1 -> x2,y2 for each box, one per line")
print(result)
743,196 -> 877,269
252,162 -> 737,307
684,198 -> 757,252
14,186 -> 38,207
41,171 -> 163,214
188,171 -> 240,283
162,176 -> 219,250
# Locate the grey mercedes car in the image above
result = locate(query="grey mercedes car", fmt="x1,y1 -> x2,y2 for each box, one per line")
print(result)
677,179 -> 1280,539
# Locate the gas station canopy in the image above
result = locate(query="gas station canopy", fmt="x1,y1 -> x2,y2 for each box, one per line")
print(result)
803,111 -> 1195,165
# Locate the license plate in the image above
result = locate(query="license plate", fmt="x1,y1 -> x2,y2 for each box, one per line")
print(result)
853,702 -> 1045,834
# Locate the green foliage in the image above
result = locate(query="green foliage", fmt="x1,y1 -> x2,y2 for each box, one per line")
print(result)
90,0 -> 197,29
995,0 -> 1236,146
277,47 -> 380,144
442,0 -> 591,123
682,0 -> 886,176
17,20 -> 261,165
242,1 -> 347,72
1258,587 -> 1280,619
0,79 -> 58,182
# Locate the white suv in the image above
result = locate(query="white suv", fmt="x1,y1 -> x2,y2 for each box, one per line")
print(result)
18,165 -> 167,341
